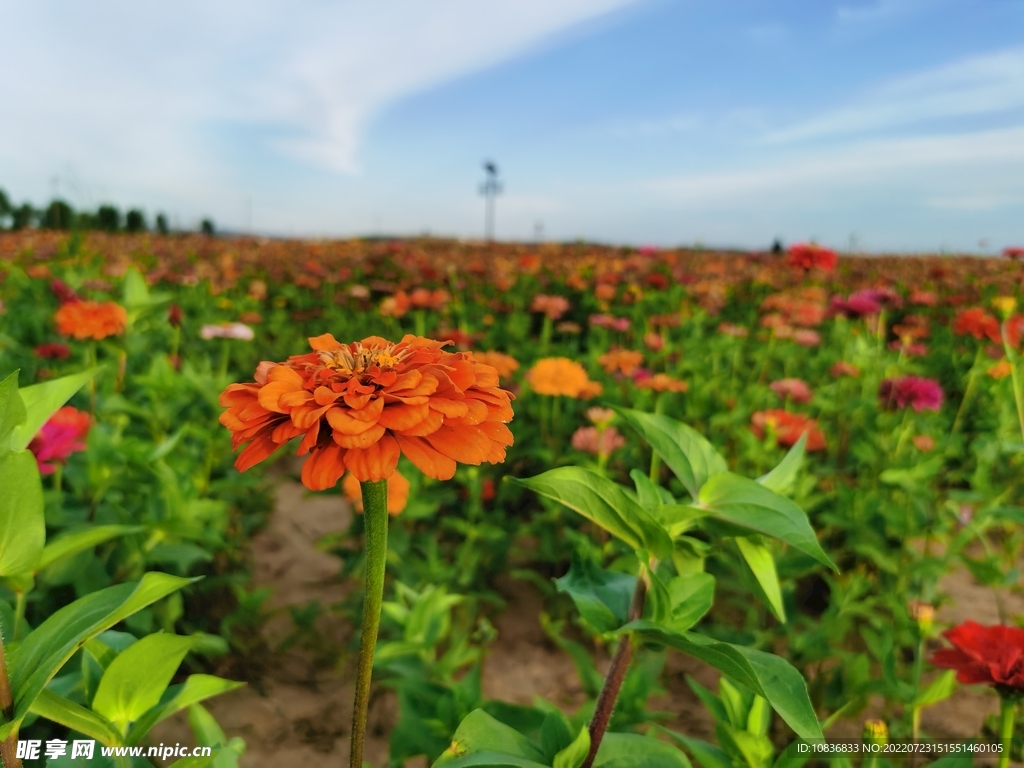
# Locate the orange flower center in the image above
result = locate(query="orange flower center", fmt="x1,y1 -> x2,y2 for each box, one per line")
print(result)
316,343 -> 409,378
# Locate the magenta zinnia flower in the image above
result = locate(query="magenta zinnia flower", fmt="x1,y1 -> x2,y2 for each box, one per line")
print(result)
879,376 -> 943,412
28,406 -> 91,474
770,378 -> 813,404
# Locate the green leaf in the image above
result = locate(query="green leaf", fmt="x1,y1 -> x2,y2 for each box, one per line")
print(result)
594,733 -> 692,768
3,572 -> 196,739
435,710 -> 548,766
614,408 -> 727,499
0,449 -> 45,577
658,729 -> 730,768
555,551 -> 637,634
513,468 -> 672,560
716,723 -> 774,768
553,726 -> 590,768
758,434 -> 806,495
644,573 -> 714,634
622,623 -> 822,740
0,370 -> 27,451
928,743 -> 976,768
28,688 -> 123,746
540,709 -> 575,761
9,368 -> 99,451
650,505 -> 712,539
167,756 -> 217,768
122,266 -> 153,308
93,633 -> 195,732
912,670 -> 957,708
433,755 -> 551,768
697,473 -> 836,571
38,525 -> 143,573
631,469 -> 671,510
735,538 -> 786,623
127,674 -> 244,745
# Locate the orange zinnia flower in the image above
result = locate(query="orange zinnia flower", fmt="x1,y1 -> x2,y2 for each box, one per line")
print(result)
597,348 -> 644,376
471,351 -> 520,379
342,470 -> 410,514
635,373 -> 688,393
219,334 -> 515,489
54,300 -> 128,340
526,358 -> 600,398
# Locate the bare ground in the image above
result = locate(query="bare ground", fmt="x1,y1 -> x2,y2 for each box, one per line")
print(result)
151,482 -> 1024,766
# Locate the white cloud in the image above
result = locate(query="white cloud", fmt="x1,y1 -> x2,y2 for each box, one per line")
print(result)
766,46 -> 1024,143
602,114 -> 702,137
0,0 -> 639,207
641,125 -> 1024,206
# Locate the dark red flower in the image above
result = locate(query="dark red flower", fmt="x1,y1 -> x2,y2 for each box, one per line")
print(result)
169,304 -> 184,328
879,376 -> 943,412
1002,247 -> 1024,260
50,279 -> 80,305
930,621 -> 1024,692
34,343 -> 71,360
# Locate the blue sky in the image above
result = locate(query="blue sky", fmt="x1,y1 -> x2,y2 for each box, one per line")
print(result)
2,0 -> 1023,252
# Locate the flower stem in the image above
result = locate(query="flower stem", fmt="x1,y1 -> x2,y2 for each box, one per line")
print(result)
540,315 -> 553,355
350,479 -> 389,768
581,573 -> 648,768
1001,322 -> 1024,442
951,347 -> 983,436
998,696 -> 1016,768
648,393 -> 666,482
910,636 -> 925,739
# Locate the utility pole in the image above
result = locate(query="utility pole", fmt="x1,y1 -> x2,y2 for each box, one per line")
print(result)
479,160 -> 502,241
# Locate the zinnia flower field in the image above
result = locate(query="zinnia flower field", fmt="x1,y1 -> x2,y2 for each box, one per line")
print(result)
3,230 -> 1024,767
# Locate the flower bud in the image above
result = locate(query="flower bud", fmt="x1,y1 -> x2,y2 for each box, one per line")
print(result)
863,719 -> 888,746
993,296 -> 1017,320
908,600 -> 935,634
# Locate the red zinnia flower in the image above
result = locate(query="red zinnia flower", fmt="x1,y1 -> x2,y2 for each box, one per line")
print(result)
751,410 -> 826,451
29,406 -> 91,474
1003,247 -> 1024,260
953,308 -> 1001,344
786,243 -> 838,272
930,621 -> 1024,692
878,376 -> 943,412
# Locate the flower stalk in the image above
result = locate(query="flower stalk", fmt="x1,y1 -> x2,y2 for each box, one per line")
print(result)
998,696 -> 1016,768
581,569 -> 648,768
350,479 -> 389,768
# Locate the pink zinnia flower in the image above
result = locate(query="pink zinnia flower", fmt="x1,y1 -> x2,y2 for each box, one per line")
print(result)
200,322 -> 255,341
830,361 -> 860,378
792,329 -> 821,347
571,426 -> 627,458
531,294 -> 571,320
879,376 -> 943,412
29,406 -> 91,474
770,378 -> 813,404
718,322 -> 749,338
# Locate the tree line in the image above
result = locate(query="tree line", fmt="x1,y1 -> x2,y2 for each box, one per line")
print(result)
0,188 -> 215,235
